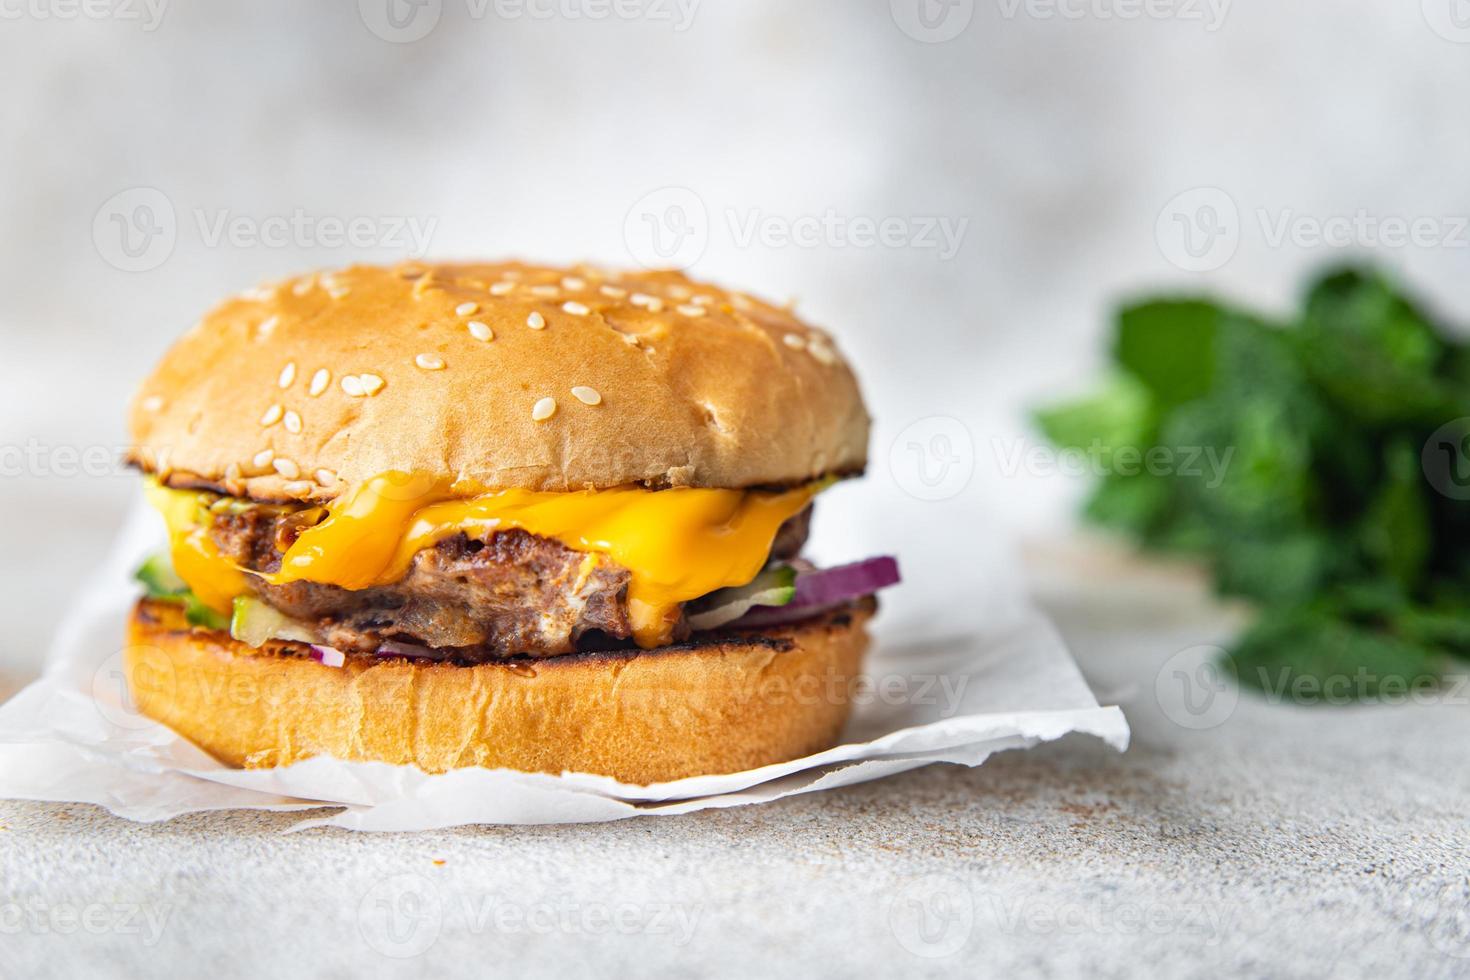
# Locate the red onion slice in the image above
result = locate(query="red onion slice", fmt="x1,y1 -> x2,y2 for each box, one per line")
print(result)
309,645 -> 346,668
723,556 -> 900,630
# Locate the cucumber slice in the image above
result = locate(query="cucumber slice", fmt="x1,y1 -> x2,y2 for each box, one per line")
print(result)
229,596 -> 319,648
686,564 -> 798,631
134,552 -> 187,598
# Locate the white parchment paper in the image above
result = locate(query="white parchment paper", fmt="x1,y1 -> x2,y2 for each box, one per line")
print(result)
0,500 -> 1129,830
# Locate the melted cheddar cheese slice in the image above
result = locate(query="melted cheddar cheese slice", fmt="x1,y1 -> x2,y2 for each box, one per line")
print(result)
146,473 -> 818,648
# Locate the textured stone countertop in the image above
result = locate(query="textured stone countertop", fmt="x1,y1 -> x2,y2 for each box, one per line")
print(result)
1,568 -> 1467,980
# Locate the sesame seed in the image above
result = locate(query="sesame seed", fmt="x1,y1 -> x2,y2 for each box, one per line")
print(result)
562,276 -> 586,291
600,285 -> 627,298
668,284 -> 692,300
309,369 -> 330,396
359,373 -> 385,395
327,286 -> 351,300
731,293 -> 754,311
456,302 -> 479,316
782,333 -> 806,350
527,312 -> 546,330
562,301 -> 590,316
224,462 -> 242,481
314,468 -> 336,485
693,294 -> 715,306
283,481 -> 313,498
570,386 -> 602,406
257,315 -> 279,337
490,281 -> 515,296
677,304 -> 707,317
467,321 -> 493,342
252,449 -> 275,469
532,397 -> 557,422
260,404 -> 283,427
630,293 -> 663,312
278,362 -> 296,388
808,342 -> 837,365
290,279 -> 313,296
415,353 -> 446,371
340,375 -> 364,397
283,410 -> 302,434
141,395 -> 164,413
273,458 -> 300,479
530,285 -> 559,298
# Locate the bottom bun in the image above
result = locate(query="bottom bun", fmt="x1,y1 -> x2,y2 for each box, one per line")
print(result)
124,597 -> 874,784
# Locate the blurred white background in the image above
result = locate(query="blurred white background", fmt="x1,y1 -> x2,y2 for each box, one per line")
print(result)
3,0 -> 1470,671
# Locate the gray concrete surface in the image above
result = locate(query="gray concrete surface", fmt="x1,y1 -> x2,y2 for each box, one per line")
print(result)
1,576 -> 1467,980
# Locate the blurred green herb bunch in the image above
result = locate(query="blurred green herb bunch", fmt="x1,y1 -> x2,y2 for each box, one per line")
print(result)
1036,267 -> 1470,697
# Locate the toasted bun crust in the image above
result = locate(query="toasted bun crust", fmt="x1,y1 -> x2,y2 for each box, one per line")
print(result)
128,261 -> 870,501
124,598 -> 873,783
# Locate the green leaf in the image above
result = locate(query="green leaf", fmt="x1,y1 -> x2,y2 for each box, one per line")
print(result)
1038,264 -> 1470,703
1228,606 -> 1441,701
1033,374 -> 1156,454
1211,533 -> 1338,604
1080,473 -> 1172,538
1298,266 -> 1462,424
1396,605 -> 1470,660
134,552 -> 187,598
1113,300 -> 1221,410
183,595 -> 228,632
1358,438 -> 1431,591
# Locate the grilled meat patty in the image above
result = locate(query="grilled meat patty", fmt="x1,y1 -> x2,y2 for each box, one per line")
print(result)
208,504 -> 812,661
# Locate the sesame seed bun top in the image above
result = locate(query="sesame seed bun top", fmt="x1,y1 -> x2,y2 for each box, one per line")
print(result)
128,261 -> 871,502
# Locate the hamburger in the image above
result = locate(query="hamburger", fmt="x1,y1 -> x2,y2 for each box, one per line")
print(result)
123,261 -> 899,783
